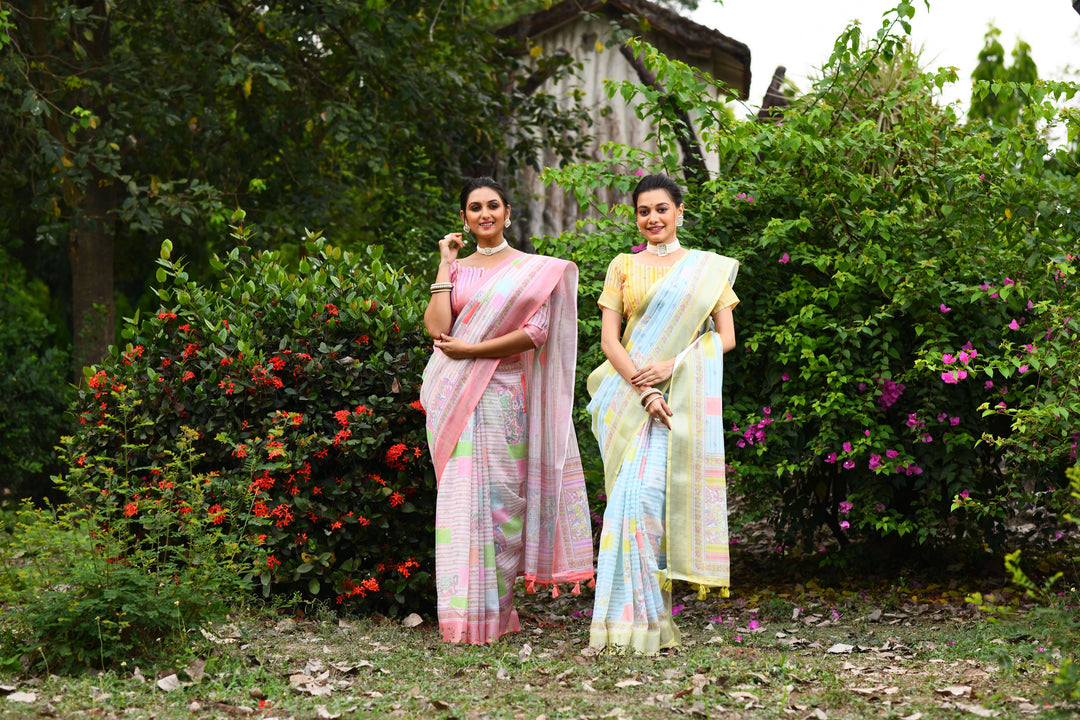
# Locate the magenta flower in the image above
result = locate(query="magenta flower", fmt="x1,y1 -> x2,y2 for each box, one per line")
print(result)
885,449 -> 899,459
960,489 -> 969,499
979,283 -> 990,290
1008,319 -> 1020,330
631,242 -> 647,253
937,412 -> 948,422
940,304 -> 951,313
839,501 -> 853,514
943,353 -> 956,365
842,441 -> 853,453
779,253 -> 790,264
869,454 -> 882,470
984,380 -> 994,389
748,618 -> 760,630
781,372 -> 790,381
671,603 -> 685,617
840,520 -> 850,530
842,459 -> 855,469
958,350 -> 971,363
1003,277 -> 1014,286
921,433 -> 933,443
950,416 -> 960,426
1019,365 -> 1028,374
825,452 -> 837,464
635,169 -> 645,176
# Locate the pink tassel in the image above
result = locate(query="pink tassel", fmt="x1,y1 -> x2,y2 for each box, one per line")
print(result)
551,584 -> 560,598
588,578 -> 596,589
571,582 -> 581,595
524,579 -> 536,594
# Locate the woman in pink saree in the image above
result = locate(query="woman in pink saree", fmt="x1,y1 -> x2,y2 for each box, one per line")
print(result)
420,177 -> 594,644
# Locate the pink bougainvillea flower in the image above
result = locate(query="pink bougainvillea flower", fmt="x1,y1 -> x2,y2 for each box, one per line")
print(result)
979,283 -> 990,290
839,501 -> 853,514
840,521 -> 850,530
671,603 -> 685,617
748,618 -> 760,629
940,304 -> 951,313
842,459 -> 855,469
779,253 -> 790,264
960,489 -> 970,499
1008,319 -> 1020,330
635,169 -> 645,176
842,442 -> 853,453
1022,343 -> 1035,354
921,433 -> 933,443
943,353 -> 956,365
631,242 -> 647,253
950,416 -> 960,426
885,449 -> 899,459
938,412 -> 948,422
984,380 -> 994,389
864,429 -> 871,437
1003,277 -> 1015,286
1019,365 -> 1029,374
825,452 -> 837,464
869,454 -> 882,470
958,350 -> 971,363
781,372 -> 790,381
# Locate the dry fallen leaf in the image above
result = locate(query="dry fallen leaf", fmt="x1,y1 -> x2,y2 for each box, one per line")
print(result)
827,643 -> 855,654
954,702 -> 997,717
615,678 -> 642,688
936,685 -> 972,697
156,674 -> 181,692
315,705 -> 341,719
401,613 -> 423,628
185,658 -> 207,683
518,643 -> 533,663
6,691 -> 36,703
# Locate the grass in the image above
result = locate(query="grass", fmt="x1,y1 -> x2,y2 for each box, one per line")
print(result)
1,563 -> 1078,720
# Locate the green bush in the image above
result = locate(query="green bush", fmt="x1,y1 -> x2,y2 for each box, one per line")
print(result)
540,13 -> 1080,554
0,249 -> 72,501
61,218 -> 435,614
1,415 -> 250,672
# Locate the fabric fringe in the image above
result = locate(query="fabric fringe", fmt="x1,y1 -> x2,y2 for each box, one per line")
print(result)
572,582 -> 581,595
524,579 -> 536,594
551,584 -> 560,598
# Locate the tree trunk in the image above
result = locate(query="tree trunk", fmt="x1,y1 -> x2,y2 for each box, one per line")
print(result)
69,179 -> 116,372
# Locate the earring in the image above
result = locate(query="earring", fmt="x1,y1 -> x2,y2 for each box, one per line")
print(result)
676,215 -> 684,227
462,223 -> 470,235
504,218 -> 512,229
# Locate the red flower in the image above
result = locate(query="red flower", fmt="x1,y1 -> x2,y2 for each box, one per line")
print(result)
220,356 -> 233,367
252,501 -> 269,517
207,504 -> 226,525
333,429 -> 352,446
325,303 -> 339,316
408,399 -> 425,415
182,371 -> 195,382
270,503 -> 294,527
389,492 -> 405,507
354,404 -> 372,416
87,370 -> 108,389
357,515 -> 369,526
123,502 -> 138,517
267,555 -> 281,570
333,409 -> 351,428
232,444 -> 248,459
385,443 -> 408,470
356,335 -> 370,345
330,520 -> 343,530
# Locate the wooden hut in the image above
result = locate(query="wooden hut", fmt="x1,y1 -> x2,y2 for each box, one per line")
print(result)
498,0 -> 751,240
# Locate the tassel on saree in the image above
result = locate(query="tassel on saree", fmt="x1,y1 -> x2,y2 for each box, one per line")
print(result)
551,584 -> 560,598
571,582 -> 581,595
525,579 -> 536,594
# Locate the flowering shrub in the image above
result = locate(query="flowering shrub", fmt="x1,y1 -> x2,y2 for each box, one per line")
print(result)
62,218 -> 435,613
540,16 -> 1079,554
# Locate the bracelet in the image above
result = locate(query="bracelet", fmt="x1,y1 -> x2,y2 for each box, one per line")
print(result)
638,388 -> 662,407
644,395 -> 663,412
430,288 -> 451,294
430,282 -> 453,291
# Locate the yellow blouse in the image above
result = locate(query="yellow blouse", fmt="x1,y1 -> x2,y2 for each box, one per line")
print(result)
598,253 -> 739,319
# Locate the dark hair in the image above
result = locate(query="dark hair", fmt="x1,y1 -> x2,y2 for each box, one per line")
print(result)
631,174 -> 683,208
460,176 -> 510,211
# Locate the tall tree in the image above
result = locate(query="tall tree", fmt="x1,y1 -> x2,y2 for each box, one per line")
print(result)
0,1 -> 588,373
968,24 -> 1039,125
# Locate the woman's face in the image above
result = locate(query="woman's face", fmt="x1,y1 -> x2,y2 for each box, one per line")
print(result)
461,187 -> 509,244
635,189 -> 683,246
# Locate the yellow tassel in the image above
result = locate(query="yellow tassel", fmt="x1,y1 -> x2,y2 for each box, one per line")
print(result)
718,586 -> 730,598
698,584 -> 709,601
551,584 -> 560,598
661,579 -> 673,592
572,582 -> 581,595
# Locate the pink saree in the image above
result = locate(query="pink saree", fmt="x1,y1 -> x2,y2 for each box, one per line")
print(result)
420,254 -> 594,644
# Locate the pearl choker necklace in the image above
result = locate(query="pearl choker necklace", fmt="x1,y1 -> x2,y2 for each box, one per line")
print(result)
476,239 -> 509,256
645,238 -> 681,257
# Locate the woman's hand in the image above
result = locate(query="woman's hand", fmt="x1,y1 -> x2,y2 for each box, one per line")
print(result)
433,333 -> 473,359
438,232 -> 466,265
643,392 -> 673,430
631,358 -> 675,389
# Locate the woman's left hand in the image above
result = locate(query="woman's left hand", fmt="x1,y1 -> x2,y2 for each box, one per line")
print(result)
631,358 -> 675,388
434,333 -> 474,359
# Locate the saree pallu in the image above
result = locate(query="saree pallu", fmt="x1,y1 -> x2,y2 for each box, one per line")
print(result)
420,254 -> 594,644
587,250 -> 738,653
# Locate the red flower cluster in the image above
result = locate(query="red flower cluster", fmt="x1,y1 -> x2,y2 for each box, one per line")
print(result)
207,504 -> 227,525
386,443 -> 409,470
335,576 -> 379,604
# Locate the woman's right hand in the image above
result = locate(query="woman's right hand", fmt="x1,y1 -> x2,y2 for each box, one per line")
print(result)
643,391 -> 673,430
438,232 -> 466,265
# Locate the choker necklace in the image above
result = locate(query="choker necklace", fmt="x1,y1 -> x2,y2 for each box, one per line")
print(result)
645,238 -> 681,257
476,239 -> 509,256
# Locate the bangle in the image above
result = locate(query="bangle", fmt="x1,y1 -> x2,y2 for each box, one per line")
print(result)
430,288 -> 451,294
430,282 -> 453,294
644,395 -> 662,411
638,388 -> 662,407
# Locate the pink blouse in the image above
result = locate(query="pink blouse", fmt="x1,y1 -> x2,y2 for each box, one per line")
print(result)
450,262 -> 550,364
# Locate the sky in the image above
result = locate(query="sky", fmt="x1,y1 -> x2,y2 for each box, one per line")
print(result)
691,0 -> 1080,115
